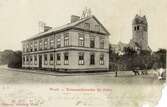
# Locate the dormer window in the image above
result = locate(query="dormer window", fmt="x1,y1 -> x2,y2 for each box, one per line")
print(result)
95,25 -> 100,32
84,23 -> 90,30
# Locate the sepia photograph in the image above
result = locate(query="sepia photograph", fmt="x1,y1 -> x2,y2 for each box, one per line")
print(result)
0,0 -> 166,107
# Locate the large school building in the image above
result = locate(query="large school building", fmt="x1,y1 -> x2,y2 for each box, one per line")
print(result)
22,14 -> 110,72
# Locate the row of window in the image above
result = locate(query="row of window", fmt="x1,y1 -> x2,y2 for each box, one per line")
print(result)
84,23 -> 100,32
23,53 -> 104,65
23,33 -> 105,52
134,25 -> 147,31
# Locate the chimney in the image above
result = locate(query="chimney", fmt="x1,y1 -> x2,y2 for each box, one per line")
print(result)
71,15 -> 80,23
44,26 -> 52,32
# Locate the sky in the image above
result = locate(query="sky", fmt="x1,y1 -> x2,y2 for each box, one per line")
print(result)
0,0 -> 167,51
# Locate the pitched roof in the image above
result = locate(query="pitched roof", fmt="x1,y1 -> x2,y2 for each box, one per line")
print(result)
22,15 -> 110,42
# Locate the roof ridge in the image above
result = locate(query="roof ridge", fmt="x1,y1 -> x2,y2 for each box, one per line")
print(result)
22,15 -> 93,42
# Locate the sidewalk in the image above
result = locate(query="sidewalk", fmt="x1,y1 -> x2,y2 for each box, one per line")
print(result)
1,65 -> 114,76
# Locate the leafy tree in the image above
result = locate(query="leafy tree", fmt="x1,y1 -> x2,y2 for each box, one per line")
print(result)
8,51 -> 22,68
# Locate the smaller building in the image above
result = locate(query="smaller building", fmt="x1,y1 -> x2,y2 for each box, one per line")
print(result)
110,42 -> 128,55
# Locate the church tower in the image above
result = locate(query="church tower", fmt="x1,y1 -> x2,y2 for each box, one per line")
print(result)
129,14 -> 151,51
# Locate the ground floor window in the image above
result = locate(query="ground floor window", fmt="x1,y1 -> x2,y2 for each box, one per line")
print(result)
90,53 -> 95,65
44,54 -> 48,65
23,56 -> 25,64
30,56 -> 33,65
78,52 -> 84,65
34,55 -> 37,65
99,54 -> 104,65
56,53 -> 61,65
64,52 -> 69,65
50,54 -> 54,65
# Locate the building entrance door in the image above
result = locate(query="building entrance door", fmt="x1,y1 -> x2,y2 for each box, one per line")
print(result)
39,55 -> 42,68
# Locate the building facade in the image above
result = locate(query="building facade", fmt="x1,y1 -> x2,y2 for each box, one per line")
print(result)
22,15 -> 110,72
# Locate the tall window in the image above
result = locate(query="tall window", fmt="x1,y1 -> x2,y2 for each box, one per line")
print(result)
78,52 -> 84,65
23,56 -> 25,64
99,54 -> 104,65
26,44 -> 29,52
34,55 -> 37,65
39,40 -> 43,50
50,54 -> 54,65
100,37 -> 104,49
64,52 -> 69,65
26,56 -> 29,62
56,53 -> 61,65
95,25 -> 100,32
64,33 -> 69,47
137,26 -> 139,30
57,36 -> 61,48
30,42 -> 33,52
44,39 -> 48,49
30,55 -> 33,65
90,53 -> 95,65
85,23 -> 90,30
44,54 -> 48,65
79,33 -> 84,47
34,41 -> 38,51
90,36 -> 95,48
50,37 -> 54,49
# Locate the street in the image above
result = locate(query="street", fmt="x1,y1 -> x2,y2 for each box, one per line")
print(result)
0,65 -> 165,107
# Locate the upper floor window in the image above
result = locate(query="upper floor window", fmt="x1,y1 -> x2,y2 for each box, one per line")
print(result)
99,54 -> 104,65
30,42 -> 33,52
34,41 -> 38,51
95,25 -> 100,32
64,33 -> 69,47
64,52 -> 69,65
39,40 -> 43,50
50,37 -> 54,49
90,36 -> 95,48
44,38 -> 48,49
26,44 -> 29,52
56,53 -> 61,65
79,33 -> 84,47
90,53 -> 95,65
57,36 -> 61,48
78,52 -> 84,65
99,37 -> 104,49
84,23 -> 90,30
